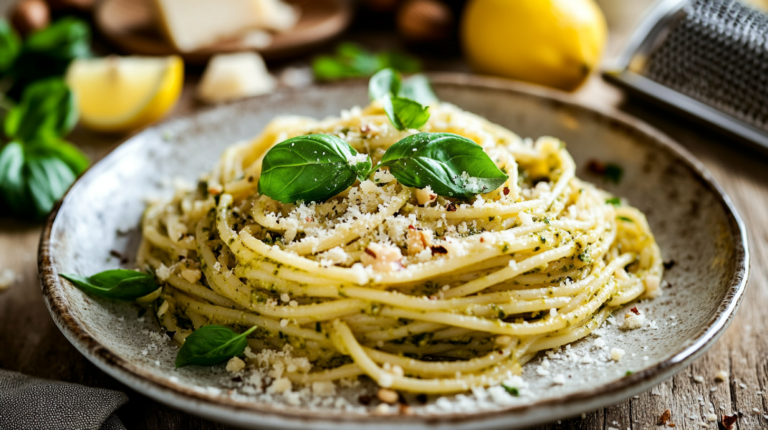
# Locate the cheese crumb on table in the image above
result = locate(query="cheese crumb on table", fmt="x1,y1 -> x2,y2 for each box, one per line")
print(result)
715,370 -> 729,383
0,269 -> 15,292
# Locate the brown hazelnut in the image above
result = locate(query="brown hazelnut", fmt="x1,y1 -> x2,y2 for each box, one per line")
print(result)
9,0 -> 50,36
397,0 -> 454,43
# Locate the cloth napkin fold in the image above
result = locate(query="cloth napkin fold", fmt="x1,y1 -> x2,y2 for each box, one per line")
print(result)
0,369 -> 128,430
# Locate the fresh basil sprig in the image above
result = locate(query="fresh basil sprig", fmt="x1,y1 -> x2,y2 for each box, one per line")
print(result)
3,17 -> 92,100
258,134 -> 373,203
369,68 -> 434,131
0,78 -> 88,218
60,269 -> 160,301
378,132 -> 509,199
312,43 -> 420,82
176,325 -> 257,368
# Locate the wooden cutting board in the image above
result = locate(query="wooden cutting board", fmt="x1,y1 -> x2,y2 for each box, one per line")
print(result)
94,0 -> 352,63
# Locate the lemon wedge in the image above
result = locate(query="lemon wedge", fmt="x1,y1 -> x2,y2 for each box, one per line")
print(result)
66,56 -> 184,132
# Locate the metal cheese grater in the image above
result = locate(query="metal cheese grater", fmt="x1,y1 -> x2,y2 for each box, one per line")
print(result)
605,0 -> 768,153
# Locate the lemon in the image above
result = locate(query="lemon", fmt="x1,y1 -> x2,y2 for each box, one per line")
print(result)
66,56 -> 184,132
461,0 -> 607,91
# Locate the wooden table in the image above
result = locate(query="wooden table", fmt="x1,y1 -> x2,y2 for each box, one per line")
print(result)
2,1 -> 767,429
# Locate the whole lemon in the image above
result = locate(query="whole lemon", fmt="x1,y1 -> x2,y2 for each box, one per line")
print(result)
461,0 -> 607,91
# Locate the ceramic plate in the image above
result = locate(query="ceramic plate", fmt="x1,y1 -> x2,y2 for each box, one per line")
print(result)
38,75 -> 749,429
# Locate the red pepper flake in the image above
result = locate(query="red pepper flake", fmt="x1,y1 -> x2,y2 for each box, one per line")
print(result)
503,187 -> 510,196
305,217 -> 314,222
445,202 -> 457,212
408,225 -> 416,231
657,409 -> 671,426
630,307 -> 640,315
722,414 -> 738,430
480,237 -> 484,243
587,159 -> 607,174
364,248 -> 376,257
430,246 -> 448,254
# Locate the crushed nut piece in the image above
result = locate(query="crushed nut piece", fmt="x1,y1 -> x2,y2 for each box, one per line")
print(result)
377,388 -> 399,404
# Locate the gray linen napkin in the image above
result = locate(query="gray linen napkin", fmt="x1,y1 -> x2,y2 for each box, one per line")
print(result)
0,369 -> 128,430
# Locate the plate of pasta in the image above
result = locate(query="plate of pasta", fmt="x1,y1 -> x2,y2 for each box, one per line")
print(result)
39,73 -> 748,429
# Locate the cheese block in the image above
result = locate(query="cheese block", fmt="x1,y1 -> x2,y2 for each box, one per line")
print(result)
197,52 -> 276,103
151,0 -> 299,52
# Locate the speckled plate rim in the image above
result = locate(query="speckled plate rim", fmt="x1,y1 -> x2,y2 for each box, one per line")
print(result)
38,74 -> 750,430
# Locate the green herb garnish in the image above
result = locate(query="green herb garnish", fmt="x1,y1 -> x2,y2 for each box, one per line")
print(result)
606,197 -> 621,206
617,216 -> 634,223
377,132 -> 508,199
257,134 -> 373,203
175,325 -> 257,368
625,370 -> 634,376
502,384 -> 519,396
60,269 -> 160,301
312,43 -> 420,82
369,68 -> 434,131
604,164 -> 623,184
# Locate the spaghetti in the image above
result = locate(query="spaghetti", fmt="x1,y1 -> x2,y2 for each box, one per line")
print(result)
138,101 -> 663,394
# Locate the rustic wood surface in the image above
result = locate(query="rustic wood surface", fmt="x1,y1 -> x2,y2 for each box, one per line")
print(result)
1,1 -> 767,429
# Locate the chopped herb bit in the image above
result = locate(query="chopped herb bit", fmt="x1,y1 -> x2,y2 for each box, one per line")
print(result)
625,370 -> 633,376
617,216 -> 633,223
502,384 -> 519,396
606,197 -> 621,206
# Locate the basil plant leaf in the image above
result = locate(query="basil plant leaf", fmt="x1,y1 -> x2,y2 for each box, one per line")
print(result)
258,134 -> 372,204
60,269 -> 159,301
400,74 -> 438,105
369,68 -> 400,101
312,43 -> 420,81
4,78 -> 78,142
0,139 -> 87,218
7,17 -> 91,99
0,20 -> 20,73
0,141 -> 27,212
378,132 -> 509,199
383,96 -> 430,131
176,325 -> 257,368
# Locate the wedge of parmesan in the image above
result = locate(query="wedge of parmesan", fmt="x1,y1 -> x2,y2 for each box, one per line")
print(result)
151,0 -> 299,52
197,52 -> 276,103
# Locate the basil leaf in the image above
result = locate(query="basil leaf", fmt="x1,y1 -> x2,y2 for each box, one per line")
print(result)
382,96 -> 430,131
0,139 -> 87,218
258,134 -> 371,203
400,74 -> 438,105
7,17 -> 91,99
60,269 -> 159,301
0,20 -> 20,73
369,68 -> 400,101
379,132 -> 508,199
369,69 -> 432,131
175,325 -> 257,368
4,78 -> 77,141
